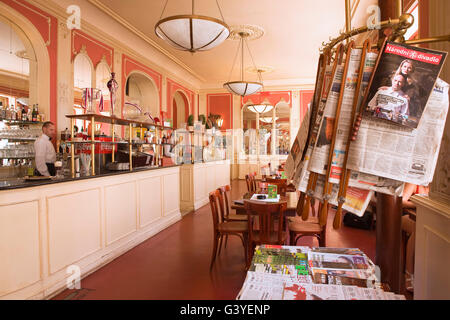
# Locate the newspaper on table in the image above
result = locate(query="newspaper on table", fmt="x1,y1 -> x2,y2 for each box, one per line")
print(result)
238,246 -> 405,300
308,64 -> 346,174
347,78 -> 450,185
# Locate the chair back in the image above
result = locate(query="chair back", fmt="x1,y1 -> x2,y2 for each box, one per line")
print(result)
216,186 -> 229,221
209,190 -> 222,231
266,178 -> 287,184
246,173 -> 257,192
259,182 -> 268,193
245,175 -> 252,192
266,181 -> 287,196
218,185 -> 233,219
244,200 -> 287,245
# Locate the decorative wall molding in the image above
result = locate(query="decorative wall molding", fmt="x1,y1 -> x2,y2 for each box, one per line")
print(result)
167,78 -> 195,119
122,54 -> 162,116
71,29 -> 114,69
86,0 -> 206,83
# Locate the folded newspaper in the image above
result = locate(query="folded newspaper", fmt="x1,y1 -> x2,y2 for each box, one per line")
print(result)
237,245 -> 405,300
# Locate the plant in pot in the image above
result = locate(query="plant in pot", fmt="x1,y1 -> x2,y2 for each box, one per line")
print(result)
187,114 -> 194,131
198,114 -> 206,131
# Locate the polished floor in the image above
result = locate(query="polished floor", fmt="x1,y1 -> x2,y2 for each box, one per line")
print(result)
53,179 -> 377,300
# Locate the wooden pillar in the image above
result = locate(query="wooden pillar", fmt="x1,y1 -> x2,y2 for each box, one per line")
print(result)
376,193 -> 403,293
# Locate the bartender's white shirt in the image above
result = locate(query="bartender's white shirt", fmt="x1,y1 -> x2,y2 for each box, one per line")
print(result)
34,133 -> 56,176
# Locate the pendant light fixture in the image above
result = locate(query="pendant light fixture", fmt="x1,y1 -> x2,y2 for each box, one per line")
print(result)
223,32 -> 263,97
155,0 -> 230,53
248,104 -> 274,114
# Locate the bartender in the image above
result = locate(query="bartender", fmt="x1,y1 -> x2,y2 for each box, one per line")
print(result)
34,121 -> 56,176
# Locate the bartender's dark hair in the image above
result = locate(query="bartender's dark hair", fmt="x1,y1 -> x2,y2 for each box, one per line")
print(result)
42,121 -> 54,129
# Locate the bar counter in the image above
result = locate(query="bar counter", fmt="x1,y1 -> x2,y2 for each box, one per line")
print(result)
0,164 -> 180,191
0,164 -> 182,299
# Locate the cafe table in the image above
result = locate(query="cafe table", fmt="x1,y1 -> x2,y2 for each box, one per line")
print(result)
231,190 -> 299,215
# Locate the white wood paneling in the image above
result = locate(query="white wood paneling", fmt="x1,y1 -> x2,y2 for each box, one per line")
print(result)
105,182 -> 137,245
163,173 -> 179,216
0,166 -> 181,299
138,176 -> 162,228
412,195 -> 450,300
0,201 -> 40,296
47,189 -> 101,274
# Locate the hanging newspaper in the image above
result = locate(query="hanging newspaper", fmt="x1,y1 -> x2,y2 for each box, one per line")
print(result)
295,65 -> 334,189
285,106 -> 311,181
308,64 -> 346,174
347,78 -> 449,186
310,174 -> 373,217
327,50 -> 404,195
363,41 -> 447,129
329,50 -> 377,184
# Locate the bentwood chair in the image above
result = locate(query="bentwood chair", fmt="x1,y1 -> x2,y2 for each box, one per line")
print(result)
265,179 -> 288,196
209,190 -> 248,270
244,200 -> 288,267
245,172 -> 257,193
288,202 -> 328,246
217,186 -> 248,222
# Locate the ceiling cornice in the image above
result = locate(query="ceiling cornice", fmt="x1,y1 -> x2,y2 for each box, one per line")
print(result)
87,0 -> 207,83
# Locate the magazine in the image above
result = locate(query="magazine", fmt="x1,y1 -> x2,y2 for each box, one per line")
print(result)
363,41 -> 447,128
308,252 -> 371,270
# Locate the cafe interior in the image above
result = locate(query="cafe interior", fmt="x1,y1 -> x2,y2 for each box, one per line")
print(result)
0,0 -> 449,300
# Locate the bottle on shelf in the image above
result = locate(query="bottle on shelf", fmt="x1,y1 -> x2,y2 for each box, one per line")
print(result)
0,101 -> 4,119
17,105 -> 22,121
22,104 -> 28,121
32,104 -> 38,122
10,104 -> 16,120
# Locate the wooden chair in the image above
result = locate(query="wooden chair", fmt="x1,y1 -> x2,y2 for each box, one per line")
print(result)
209,190 -> 248,270
265,180 -> 287,196
259,182 -> 268,193
288,202 -> 327,247
244,200 -> 288,267
217,186 -> 248,222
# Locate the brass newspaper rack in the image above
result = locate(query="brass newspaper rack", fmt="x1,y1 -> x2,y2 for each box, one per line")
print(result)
296,0 -> 450,293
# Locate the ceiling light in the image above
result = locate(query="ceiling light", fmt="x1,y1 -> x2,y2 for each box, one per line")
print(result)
223,32 -> 263,96
248,104 -> 273,114
155,0 -> 230,53
259,116 -> 278,123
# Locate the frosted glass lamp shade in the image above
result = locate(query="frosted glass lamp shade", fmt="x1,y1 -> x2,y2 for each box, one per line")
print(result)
223,81 -> 263,97
247,104 -> 274,114
155,15 -> 230,52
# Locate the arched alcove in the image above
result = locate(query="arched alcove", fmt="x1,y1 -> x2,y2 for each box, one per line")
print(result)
124,71 -> 159,119
173,90 -> 189,128
0,5 -> 50,122
274,101 -> 291,155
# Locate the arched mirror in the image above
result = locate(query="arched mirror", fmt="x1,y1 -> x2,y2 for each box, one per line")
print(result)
0,18 -> 36,121
172,90 -> 189,129
73,52 -> 93,132
242,105 -> 257,155
274,102 -> 290,155
124,72 -> 159,120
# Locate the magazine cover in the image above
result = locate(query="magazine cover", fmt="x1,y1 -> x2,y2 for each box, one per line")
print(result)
363,41 -> 447,128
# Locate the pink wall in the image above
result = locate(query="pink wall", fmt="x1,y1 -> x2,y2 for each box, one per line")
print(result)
2,0 -> 58,128
121,54 -> 162,118
207,93 -> 232,130
166,78 -> 194,120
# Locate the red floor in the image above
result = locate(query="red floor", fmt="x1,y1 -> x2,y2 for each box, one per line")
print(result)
53,180 -> 376,300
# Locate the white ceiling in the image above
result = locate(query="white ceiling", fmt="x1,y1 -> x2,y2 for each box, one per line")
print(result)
95,0 -> 347,87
